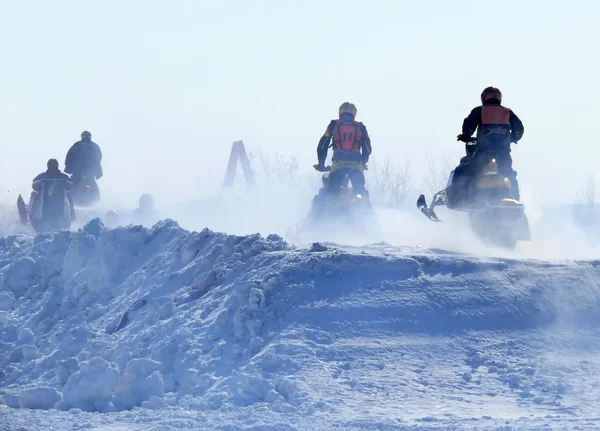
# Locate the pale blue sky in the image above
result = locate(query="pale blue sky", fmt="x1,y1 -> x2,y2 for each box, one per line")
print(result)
1,0 -> 598,205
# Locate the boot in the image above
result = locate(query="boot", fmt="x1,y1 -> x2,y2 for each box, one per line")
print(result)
507,171 -> 520,201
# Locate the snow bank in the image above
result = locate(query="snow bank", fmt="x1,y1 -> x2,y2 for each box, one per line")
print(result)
1,219 -> 600,429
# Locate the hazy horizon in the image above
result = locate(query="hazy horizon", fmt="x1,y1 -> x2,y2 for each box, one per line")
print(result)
1,0 -> 598,211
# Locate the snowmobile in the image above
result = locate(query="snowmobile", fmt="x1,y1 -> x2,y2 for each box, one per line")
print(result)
416,139 -> 530,249
293,163 -> 379,239
17,191 -> 72,234
70,174 -> 100,207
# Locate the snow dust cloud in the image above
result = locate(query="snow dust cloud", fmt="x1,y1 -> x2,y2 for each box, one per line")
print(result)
0,0 -> 598,259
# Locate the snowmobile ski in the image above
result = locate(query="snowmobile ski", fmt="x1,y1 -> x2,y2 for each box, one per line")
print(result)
417,194 -> 442,222
17,194 -> 29,225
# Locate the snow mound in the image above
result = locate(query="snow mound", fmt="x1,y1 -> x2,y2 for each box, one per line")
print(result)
2,219 -> 600,429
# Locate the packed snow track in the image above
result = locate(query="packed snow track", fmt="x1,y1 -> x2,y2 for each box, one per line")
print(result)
1,219 -> 600,430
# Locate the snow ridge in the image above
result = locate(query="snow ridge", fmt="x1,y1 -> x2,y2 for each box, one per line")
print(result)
2,219 -> 600,430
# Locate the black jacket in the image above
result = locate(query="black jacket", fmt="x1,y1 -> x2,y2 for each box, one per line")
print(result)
462,100 -> 524,148
65,140 -> 103,179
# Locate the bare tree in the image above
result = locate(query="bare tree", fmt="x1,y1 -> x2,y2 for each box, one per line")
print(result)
423,151 -> 453,197
574,173 -> 598,228
241,148 -> 417,209
249,149 -> 300,186
246,149 -> 323,194
367,156 -> 413,208
577,173 -> 596,206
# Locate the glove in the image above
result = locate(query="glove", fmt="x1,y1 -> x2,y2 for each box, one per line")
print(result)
456,134 -> 471,143
313,163 -> 327,172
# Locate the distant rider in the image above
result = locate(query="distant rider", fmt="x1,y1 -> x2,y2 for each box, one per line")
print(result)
132,193 -> 156,225
65,130 -> 103,185
453,86 -> 524,202
314,102 -> 372,200
31,159 -> 76,230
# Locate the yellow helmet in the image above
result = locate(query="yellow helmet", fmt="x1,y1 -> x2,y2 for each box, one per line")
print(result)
338,102 -> 357,119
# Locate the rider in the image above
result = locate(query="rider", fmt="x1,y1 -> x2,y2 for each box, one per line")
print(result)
65,130 -> 103,185
31,159 -> 76,231
132,193 -> 156,225
315,102 -> 372,200
453,86 -> 524,202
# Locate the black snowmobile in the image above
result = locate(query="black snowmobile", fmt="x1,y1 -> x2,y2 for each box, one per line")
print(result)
417,139 -> 530,249
70,174 -> 100,207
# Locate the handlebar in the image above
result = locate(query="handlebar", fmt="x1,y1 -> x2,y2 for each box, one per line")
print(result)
456,135 -> 477,144
313,164 -> 331,172
312,163 -> 369,172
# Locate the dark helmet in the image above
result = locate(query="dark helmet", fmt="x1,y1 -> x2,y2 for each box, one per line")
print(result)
81,130 -> 92,141
47,159 -> 59,170
481,87 -> 502,104
338,102 -> 357,119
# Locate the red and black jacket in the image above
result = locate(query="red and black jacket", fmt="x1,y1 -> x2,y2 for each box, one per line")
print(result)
462,100 -> 524,149
317,118 -> 372,165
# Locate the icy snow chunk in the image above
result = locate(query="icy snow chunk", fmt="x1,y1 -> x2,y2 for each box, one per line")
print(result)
274,378 -> 303,403
178,368 -> 201,393
18,387 -> 61,409
113,358 -> 164,410
61,327 -> 89,356
272,402 -> 297,413
141,396 -> 162,410
123,358 -> 162,379
174,327 -> 192,344
82,218 -> 105,239
56,357 -> 80,385
158,301 -> 175,320
17,327 -> 34,342
266,233 -> 284,243
0,291 -> 15,310
248,287 -> 265,311
63,232 -> 98,278
262,275 -> 278,292
21,344 -> 38,359
264,389 -> 285,404
248,336 -> 265,355
9,346 -> 24,362
162,373 -> 177,393
251,241 -> 266,253
216,373 -> 274,406
310,242 -> 328,252
0,310 -> 11,325
62,357 -> 120,412
178,368 -> 216,396
1,256 -> 40,295
2,393 -> 20,408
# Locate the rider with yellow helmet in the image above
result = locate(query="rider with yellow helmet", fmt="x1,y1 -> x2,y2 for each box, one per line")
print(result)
315,102 -> 372,200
